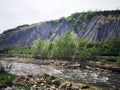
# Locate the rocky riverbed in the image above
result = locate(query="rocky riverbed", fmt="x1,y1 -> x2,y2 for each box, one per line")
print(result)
0,57 -> 120,89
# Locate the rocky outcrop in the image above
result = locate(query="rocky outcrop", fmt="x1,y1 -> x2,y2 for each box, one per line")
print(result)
78,15 -> 120,41
0,10 -> 120,46
1,20 -> 72,46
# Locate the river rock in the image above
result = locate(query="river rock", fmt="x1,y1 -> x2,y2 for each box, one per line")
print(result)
52,79 -> 61,87
66,83 -> 73,90
4,87 -> 12,90
59,83 -> 67,90
81,84 -> 89,89
13,75 -> 35,85
37,78 -> 46,84
30,87 -> 46,90
50,86 -> 56,90
27,74 -> 34,78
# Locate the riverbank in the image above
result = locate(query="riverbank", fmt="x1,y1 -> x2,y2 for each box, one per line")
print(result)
87,61 -> 120,73
0,71 -> 104,90
0,57 -> 120,73
0,57 -> 120,89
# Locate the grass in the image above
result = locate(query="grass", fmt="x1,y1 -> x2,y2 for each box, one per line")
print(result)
14,84 -> 32,89
0,71 -> 32,89
0,71 -> 16,84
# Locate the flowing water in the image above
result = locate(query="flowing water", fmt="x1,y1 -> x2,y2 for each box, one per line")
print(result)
0,60 -> 120,88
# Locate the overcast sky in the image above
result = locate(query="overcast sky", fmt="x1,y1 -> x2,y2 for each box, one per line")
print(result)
0,0 -> 120,33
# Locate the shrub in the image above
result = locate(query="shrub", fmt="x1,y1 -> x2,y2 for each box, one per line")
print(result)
117,55 -> 120,65
106,56 -> 117,62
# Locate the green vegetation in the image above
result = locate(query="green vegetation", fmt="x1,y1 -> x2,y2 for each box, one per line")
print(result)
0,30 -> 120,63
2,10 -> 119,35
117,55 -> 120,65
31,31 -> 120,63
65,10 -> 120,33
0,71 -> 16,85
0,46 -> 31,58
0,72 -> 103,90
66,10 -> 120,23
0,71 -> 62,89
52,30 -> 77,59
0,31 -> 120,63
66,11 -> 96,23
15,84 -> 32,89
100,39 -> 120,56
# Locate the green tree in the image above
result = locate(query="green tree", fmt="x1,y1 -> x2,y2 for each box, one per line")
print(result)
101,39 -> 120,56
75,39 -> 90,60
53,30 -> 77,59
40,40 -> 52,59
32,38 -> 44,58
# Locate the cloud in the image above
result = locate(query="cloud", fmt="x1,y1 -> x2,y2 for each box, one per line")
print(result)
0,0 -> 120,33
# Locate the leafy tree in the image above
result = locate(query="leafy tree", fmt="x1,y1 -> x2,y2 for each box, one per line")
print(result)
40,40 -> 52,59
32,38 -> 44,58
50,37 -> 60,59
101,39 -> 120,56
53,30 -> 77,59
75,39 -> 89,60
87,41 -> 101,59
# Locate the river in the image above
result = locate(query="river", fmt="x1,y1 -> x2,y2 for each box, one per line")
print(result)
0,60 -> 120,88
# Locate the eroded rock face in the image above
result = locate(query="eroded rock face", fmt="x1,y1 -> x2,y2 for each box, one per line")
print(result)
1,21 -> 72,46
78,15 -> 120,41
0,11 -> 120,46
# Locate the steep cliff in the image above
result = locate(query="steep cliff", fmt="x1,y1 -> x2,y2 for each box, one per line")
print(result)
0,10 -> 120,46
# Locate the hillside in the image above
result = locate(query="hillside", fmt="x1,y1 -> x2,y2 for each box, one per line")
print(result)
0,10 -> 120,46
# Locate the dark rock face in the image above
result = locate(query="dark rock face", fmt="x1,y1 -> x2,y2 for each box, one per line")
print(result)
0,11 -> 120,46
